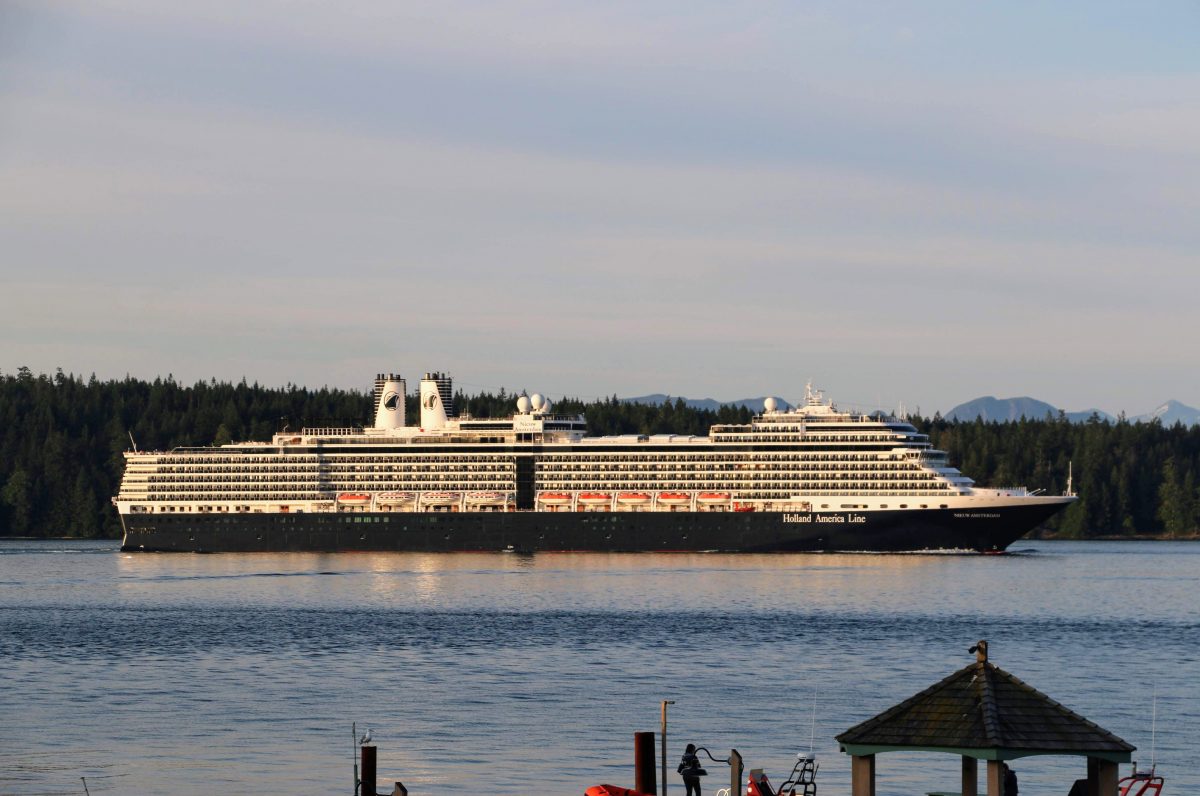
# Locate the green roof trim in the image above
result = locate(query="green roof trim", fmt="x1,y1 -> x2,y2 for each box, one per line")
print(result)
838,743 -> 1131,764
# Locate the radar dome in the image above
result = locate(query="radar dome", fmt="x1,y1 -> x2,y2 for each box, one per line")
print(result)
516,395 -> 531,413
530,393 -> 545,411
541,399 -> 552,414
764,397 -> 778,412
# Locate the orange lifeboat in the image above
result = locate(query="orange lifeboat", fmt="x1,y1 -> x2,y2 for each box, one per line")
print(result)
537,492 -> 573,506
466,491 -> 510,505
697,492 -> 731,504
376,491 -> 416,506
616,492 -> 652,506
657,492 -> 691,506
336,493 -> 371,506
577,492 -> 612,506
421,492 -> 462,505
733,501 -> 756,512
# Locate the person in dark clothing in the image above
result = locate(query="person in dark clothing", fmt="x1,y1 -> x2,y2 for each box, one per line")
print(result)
678,743 -> 703,796
1003,764 -> 1019,796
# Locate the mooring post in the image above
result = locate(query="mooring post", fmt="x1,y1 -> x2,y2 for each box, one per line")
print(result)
635,731 -> 658,794
361,745 -> 377,796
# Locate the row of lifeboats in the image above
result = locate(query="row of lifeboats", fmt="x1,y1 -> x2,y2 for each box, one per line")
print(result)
537,491 -> 733,506
336,491 -> 739,507
336,491 -> 512,506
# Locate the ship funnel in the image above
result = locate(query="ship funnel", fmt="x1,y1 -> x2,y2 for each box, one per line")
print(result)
419,372 -> 453,430
373,373 -> 407,431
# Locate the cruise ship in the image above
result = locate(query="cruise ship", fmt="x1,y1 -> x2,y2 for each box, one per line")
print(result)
115,371 -> 1075,553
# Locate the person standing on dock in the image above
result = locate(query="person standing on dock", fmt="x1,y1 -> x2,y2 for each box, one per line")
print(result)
1003,764 -> 1019,796
678,743 -> 703,796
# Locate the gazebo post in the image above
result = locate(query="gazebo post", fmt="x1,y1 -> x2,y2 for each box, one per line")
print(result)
961,756 -> 977,796
1087,757 -> 1118,796
850,754 -> 875,796
986,760 -> 1004,796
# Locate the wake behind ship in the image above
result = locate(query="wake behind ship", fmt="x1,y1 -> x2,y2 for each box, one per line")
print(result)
115,371 -> 1075,553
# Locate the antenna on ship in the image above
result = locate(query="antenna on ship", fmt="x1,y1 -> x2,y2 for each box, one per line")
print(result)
1066,461 -> 1074,497
127,430 -> 138,453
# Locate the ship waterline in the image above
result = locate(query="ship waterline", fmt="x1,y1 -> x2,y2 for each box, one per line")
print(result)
115,371 -> 1075,553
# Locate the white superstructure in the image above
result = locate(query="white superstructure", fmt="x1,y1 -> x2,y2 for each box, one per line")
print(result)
114,372 -> 1071,520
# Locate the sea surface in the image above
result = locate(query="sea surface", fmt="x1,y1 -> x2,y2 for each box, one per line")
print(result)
0,540 -> 1196,796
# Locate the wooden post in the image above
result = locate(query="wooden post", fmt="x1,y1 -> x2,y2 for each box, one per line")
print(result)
962,756 -> 978,796
661,701 -> 674,796
851,754 -> 876,796
1095,759 -> 1118,796
635,731 -> 657,795
1087,757 -> 1100,796
729,749 -> 743,796
986,760 -> 1003,796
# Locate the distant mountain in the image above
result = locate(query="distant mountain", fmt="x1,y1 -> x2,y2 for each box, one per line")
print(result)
945,396 -> 1200,425
622,394 -> 793,412
1064,408 -> 1118,424
945,396 -> 1059,422
1134,400 -> 1200,427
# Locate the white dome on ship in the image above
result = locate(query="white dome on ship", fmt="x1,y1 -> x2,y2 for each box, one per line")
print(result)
516,395 -> 531,413
541,399 -> 552,413
764,397 -> 778,412
530,393 -> 545,411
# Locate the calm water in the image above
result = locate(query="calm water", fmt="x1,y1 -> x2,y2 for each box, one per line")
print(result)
0,540 -> 1197,796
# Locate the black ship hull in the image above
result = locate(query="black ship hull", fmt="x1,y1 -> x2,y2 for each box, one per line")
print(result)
120,501 -> 1067,553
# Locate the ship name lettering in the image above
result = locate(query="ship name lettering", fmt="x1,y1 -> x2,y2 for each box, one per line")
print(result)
953,512 -> 1001,519
782,513 -> 813,523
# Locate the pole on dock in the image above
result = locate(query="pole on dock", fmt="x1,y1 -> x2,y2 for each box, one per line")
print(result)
635,731 -> 657,794
660,700 -> 674,796
362,745 -> 377,796
729,749 -> 743,796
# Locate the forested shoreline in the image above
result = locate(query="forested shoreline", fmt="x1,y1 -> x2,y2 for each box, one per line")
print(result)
1,368 -> 1197,539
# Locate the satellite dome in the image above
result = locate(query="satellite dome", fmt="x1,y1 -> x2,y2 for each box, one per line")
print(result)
516,395 -> 531,413
764,397 -> 778,412
541,399 -> 552,414
530,393 -> 545,411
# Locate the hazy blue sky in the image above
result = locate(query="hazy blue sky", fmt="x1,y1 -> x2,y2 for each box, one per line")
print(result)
2,1 -> 1198,414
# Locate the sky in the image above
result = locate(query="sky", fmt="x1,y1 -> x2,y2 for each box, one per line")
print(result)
1,1 -> 1198,416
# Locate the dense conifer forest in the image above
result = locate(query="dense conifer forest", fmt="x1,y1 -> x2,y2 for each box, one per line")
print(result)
1,368 -> 1197,539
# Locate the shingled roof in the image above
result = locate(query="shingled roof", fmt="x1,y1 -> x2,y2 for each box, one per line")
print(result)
837,645 -> 1134,763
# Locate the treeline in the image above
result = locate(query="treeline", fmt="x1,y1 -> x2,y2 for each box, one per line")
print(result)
1,368 -> 1197,539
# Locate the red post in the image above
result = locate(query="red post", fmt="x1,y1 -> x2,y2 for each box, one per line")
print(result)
635,731 -> 657,794
361,745 -> 377,796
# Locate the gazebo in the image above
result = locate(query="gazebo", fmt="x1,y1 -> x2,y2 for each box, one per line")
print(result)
836,641 -> 1134,796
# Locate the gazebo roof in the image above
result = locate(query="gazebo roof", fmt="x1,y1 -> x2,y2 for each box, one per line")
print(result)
836,643 -> 1134,763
